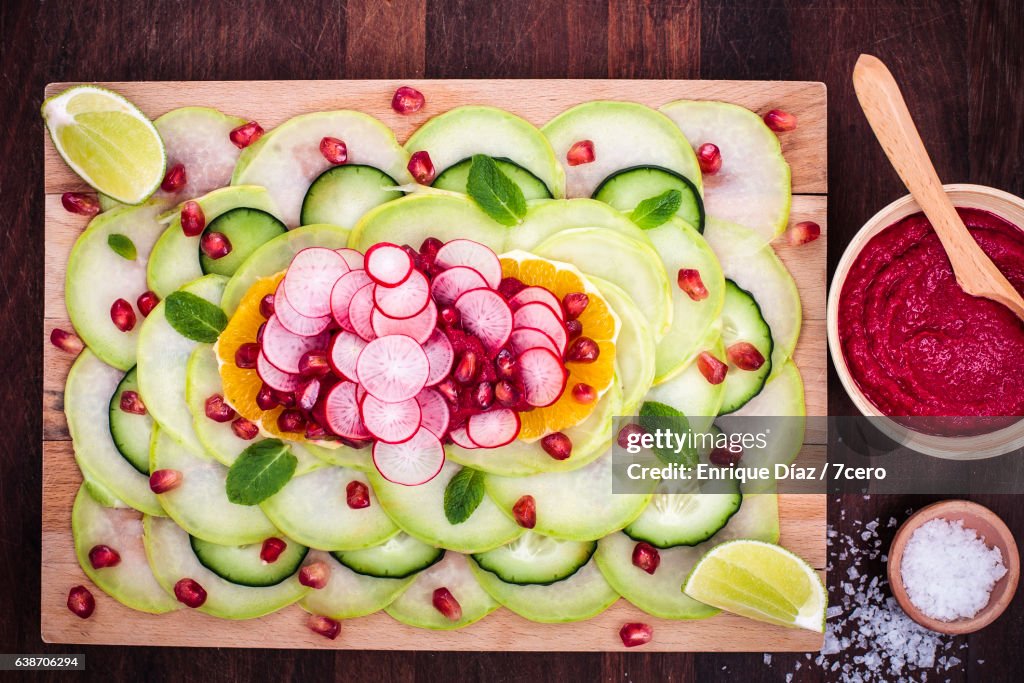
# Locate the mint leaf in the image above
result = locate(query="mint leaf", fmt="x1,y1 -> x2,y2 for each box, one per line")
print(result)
226,439 -> 297,505
638,401 -> 696,466
630,189 -> 682,229
165,291 -> 228,343
466,154 -> 527,226
444,467 -> 486,524
107,233 -> 137,260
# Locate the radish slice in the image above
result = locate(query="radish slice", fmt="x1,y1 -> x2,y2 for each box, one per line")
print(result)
466,408 -> 521,448
328,331 -> 367,381
373,270 -> 430,319
415,389 -> 450,439
273,281 -> 332,336
372,427 -> 445,486
330,269 -> 372,331
370,301 -> 437,345
360,394 -> 421,444
261,316 -> 331,374
517,347 -> 568,407
512,302 -> 568,353
509,327 -> 561,358
256,351 -> 305,392
347,283 -> 378,341
454,288 -> 513,354
430,266 -> 488,306
282,247 -> 349,317
435,239 -> 502,289
449,426 -> 478,450
324,381 -> 371,439
422,329 -> 454,386
356,335 -> 430,402
336,247 -> 365,270
508,287 -> 564,319
364,242 -> 413,286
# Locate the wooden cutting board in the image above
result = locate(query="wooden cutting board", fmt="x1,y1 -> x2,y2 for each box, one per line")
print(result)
42,79 -> 827,651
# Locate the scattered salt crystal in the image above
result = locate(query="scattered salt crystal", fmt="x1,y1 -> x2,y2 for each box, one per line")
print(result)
763,654 -> 772,666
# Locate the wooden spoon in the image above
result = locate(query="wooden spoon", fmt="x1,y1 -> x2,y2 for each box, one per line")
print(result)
853,53 -> 1024,321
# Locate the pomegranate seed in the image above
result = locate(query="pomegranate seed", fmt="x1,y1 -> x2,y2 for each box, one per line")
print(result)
174,578 -> 207,608
260,537 -> 287,563
566,140 -> 595,166
346,480 -> 370,509
136,290 -> 160,317
498,277 -> 527,299
277,409 -> 306,433
259,294 -> 275,318
710,444 -> 744,466
408,150 -> 435,184
50,328 -> 84,355
391,86 -> 425,114
631,542 -> 661,575
255,323 -> 268,347
439,306 -> 460,328
319,136 -> 348,164
180,200 -> 206,237
67,585 -> 95,619
454,350 -> 478,384
764,109 -> 797,132
229,120 -> 264,149
273,389 -> 296,408
495,348 -> 516,378
727,341 -> 766,371
619,622 -> 653,647
788,220 -> 821,246
475,382 -> 494,410
696,143 -> 722,175
566,319 -> 583,340
494,380 -> 519,407
305,422 -> 328,440
204,394 -> 236,422
110,298 -> 136,332
232,417 -> 259,440
432,587 -> 462,621
297,379 -> 321,411
200,231 -> 232,260
149,469 -> 182,493
256,384 -> 277,411
61,192 -> 100,217
540,433 -> 572,460
562,292 -> 589,320
512,494 -> 537,528
235,343 -> 260,369
697,351 -> 728,385
298,351 -> 330,377
119,390 -> 147,415
307,614 -> 342,640
677,269 -> 709,301
566,337 -> 599,363
161,163 -> 187,193
88,544 -> 121,569
420,237 -> 443,257
617,423 -> 647,449
571,383 -> 596,404
299,561 -> 330,589
437,378 -> 460,404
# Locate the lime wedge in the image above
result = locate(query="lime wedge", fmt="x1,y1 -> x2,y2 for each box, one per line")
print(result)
682,539 -> 826,632
42,85 -> 165,204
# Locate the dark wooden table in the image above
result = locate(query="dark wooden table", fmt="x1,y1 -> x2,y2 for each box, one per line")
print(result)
3,0 -> 1022,680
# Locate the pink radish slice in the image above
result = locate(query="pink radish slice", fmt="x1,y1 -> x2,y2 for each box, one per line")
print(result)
256,351 -> 305,392
328,331 -> 367,381
370,300 -> 437,345
466,408 -> 521,448
356,335 -> 430,402
429,266 -> 488,306
372,427 -> 445,486
454,288 -> 513,354
373,270 -> 430,319
517,347 -> 568,407
324,381 -> 371,439
336,248 -> 364,270
347,283 -> 378,341
508,287 -> 564,319
364,243 -> 413,286
360,394 -> 421,444
512,302 -> 568,353
449,426 -> 479,450
415,389 -> 450,439
330,269 -> 372,332
283,248 -> 349,317
422,329 -> 454,386
434,239 -> 502,289
273,282 -> 332,336
509,327 -> 561,358
261,316 -> 331,375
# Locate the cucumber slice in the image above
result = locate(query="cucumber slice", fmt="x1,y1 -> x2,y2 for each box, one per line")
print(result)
434,157 -> 552,200
232,110 -> 411,227
646,218 -> 726,384
72,485 -> 179,613
469,557 -> 618,623
332,533 -> 445,579
150,427 -> 279,546
108,366 -> 153,475
153,107 -> 248,202
660,100 -> 791,242
385,552 -> 498,630
719,280 -> 774,414
644,333 -> 725,434
300,164 -> 405,228
301,550 -> 414,619
485,450 -> 653,542
199,208 -> 287,277
407,105 -> 564,199
83,474 -> 125,508
587,279 -> 654,415
370,461 -> 523,554
593,166 -> 704,231
260,466 -> 398,551
65,201 -> 166,370
623,478 -> 742,548
472,533 -> 596,585
65,350 -> 163,516
136,274 -> 226,454
349,193 -> 507,254
503,197 -> 639,253
541,101 -> 701,198
189,535 -> 307,587
144,515 -> 308,619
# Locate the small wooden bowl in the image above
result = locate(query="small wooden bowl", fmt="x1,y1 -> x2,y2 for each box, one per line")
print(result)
888,500 -> 1020,634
